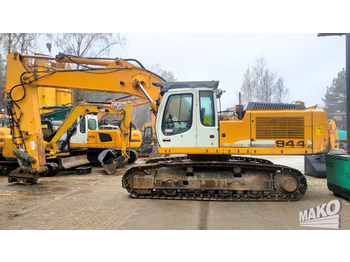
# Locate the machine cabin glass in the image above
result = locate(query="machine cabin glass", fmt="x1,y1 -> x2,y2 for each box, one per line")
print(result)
144,126 -> 152,138
80,116 -> 86,133
88,118 -> 97,130
196,90 -> 218,147
199,91 -> 215,127
161,94 -> 193,136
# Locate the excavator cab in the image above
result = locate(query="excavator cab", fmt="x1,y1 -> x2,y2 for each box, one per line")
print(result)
155,81 -> 220,150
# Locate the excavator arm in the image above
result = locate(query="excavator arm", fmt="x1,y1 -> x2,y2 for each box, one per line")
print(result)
45,102 -> 133,160
96,97 -> 150,122
4,51 -> 165,183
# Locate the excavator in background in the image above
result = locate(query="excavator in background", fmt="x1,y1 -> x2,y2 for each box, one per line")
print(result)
139,120 -> 154,156
5,51 -> 330,201
138,113 -> 163,158
97,96 -> 160,157
66,102 -> 142,174
40,94 -> 159,159
1,102 -> 136,179
0,102 -> 141,176
1,100 -> 143,174
45,102 -> 138,175
0,114 -> 11,127
38,100 -> 143,162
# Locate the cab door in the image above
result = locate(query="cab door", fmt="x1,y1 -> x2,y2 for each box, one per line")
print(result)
70,115 -> 98,145
156,91 -> 197,148
70,115 -> 87,144
196,90 -> 218,147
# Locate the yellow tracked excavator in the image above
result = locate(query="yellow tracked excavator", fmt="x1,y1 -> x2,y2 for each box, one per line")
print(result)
0,102 -> 141,175
4,51 -> 330,201
3,102 -> 135,181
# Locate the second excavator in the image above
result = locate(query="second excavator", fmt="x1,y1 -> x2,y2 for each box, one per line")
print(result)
4,51 -> 330,201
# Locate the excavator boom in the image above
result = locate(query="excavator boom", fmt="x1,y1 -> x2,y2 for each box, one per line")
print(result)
4,51 -> 164,183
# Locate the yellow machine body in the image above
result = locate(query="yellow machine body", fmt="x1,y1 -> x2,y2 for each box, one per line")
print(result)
69,129 -> 142,149
0,127 -> 17,158
328,119 -> 340,150
219,109 -> 330,155
155,85 -> 330,156
157,109 -> 330,155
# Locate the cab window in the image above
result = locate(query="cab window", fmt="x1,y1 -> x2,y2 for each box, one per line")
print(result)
199,91 -> 215,127
144,126 -> 152,138
88,118 -> 97,130
162,94 -> 193,136
80,116 -> 86,133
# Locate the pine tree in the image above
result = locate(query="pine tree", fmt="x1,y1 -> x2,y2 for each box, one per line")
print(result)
322,68 -> 346,114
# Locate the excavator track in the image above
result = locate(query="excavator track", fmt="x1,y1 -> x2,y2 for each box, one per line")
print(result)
122,156 -> 307,201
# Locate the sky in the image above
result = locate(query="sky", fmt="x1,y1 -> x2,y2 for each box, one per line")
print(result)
112,33 -> 346,110
3,1 -> 348,112
35,33 -> 346,110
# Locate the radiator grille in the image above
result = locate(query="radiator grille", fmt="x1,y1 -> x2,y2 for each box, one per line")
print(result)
255,117 -> 305,139
247,102 -> 306,110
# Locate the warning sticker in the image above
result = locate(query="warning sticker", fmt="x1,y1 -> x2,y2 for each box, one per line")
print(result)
316,124 -> 323,135
30,141 -> 36,150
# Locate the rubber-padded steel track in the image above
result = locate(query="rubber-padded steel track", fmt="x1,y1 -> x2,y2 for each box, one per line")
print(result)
122,156 -> 307,201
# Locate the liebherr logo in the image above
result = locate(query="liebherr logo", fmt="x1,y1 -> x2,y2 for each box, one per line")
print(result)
299,200 -> 342,229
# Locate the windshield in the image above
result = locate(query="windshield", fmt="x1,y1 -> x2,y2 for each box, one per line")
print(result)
162,93 -> 193,136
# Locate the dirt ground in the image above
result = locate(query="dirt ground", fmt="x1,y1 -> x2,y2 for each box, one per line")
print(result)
0,156 -> 349,230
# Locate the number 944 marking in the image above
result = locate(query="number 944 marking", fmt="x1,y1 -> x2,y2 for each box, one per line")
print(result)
275,140 -> 305,147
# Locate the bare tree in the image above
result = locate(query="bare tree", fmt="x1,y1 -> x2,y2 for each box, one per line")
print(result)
47,33 -> 126,58
0,33 -> 41,54
241,65 -> 254,103
45,33 -> 126,103
148,63 -> 177,82
240,56 -> 289,104
0,53 -> 6,108
251,57 -> 266,102
261,69 -> 276,103
274,77 -> 289,103
0,33 -> 41,106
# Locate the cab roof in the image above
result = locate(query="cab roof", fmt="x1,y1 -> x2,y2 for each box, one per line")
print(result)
153,81 -> 219,95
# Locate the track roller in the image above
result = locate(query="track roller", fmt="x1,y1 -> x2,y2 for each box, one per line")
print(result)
274,171 -> 299,193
